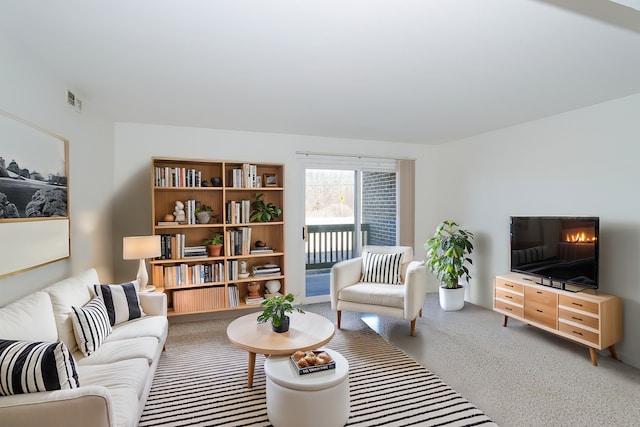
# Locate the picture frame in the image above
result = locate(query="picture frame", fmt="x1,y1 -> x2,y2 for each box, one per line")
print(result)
264,173 -> 277,187
0,109 -> 70,278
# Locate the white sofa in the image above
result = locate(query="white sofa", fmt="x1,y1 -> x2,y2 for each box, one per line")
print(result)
0,268 -> 168,427
330,246 -> 428,336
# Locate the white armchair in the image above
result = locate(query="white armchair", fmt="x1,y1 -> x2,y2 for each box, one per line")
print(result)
330,246 -> 428,336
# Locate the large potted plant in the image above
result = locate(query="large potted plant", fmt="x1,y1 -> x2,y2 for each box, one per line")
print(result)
257,293 -> 304,333
425,220 -> 475,311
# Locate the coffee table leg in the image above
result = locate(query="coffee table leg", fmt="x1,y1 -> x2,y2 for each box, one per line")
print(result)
248,351 -> 256,388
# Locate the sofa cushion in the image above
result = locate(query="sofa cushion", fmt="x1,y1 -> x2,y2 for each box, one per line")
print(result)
104,315 -> 169,344
71,297 -> 112,357
338,283 -> 405,308
362,251 -> 403,285
94,281 -> 144,326
78,358 -> 150,399
0,291 -> 58,342
0,339 -> 79,396
44,269 -> 98,353
75,336 -> 159,366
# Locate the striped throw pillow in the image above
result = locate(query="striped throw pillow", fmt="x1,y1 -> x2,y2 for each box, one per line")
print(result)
94,281 -> 145,326
362,251 -> 403,285
0,339 -> 79,396
71,297 -> 112,357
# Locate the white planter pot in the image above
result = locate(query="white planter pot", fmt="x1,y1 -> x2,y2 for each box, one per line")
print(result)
439,285 -> 465,311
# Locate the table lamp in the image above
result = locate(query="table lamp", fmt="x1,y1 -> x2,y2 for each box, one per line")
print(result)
123,235 -> 161,290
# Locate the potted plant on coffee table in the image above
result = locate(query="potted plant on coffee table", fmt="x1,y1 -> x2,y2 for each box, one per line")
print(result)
257,293 -> 304,333
203,231 -> 224,257
425,220 -> 474,311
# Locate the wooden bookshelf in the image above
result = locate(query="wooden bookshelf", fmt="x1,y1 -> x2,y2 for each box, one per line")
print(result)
150,157 -> 285,315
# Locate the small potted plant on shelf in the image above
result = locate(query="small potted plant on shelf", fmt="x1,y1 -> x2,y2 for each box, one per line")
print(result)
257,293 -> 304,333
194,204 -> 213,224
425,220 -> 474,311
250,193 -> 282,222
203,231 -> 224,257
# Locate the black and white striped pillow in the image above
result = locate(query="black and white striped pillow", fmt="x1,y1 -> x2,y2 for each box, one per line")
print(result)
0,339 -> 79,396
362,251 -> 403,285
94,281 -> 145,326
71,296 -> 112,357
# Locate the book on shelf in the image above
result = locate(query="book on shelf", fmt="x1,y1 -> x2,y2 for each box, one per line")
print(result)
250,246 -> 274,254
244,296 -> 265,305
154,262 -> 225,288
228,284 -> 239,308
225,227 -> 252,256
230,164 -> 259,188
252,264 -> 281,274
264,292 -> 283,299
154,166 -> 202,188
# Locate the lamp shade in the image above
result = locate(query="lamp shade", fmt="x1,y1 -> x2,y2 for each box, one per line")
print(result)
123,235 -> 161,260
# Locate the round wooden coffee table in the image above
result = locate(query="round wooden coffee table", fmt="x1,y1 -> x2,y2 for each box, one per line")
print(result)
226,311 -> 335,388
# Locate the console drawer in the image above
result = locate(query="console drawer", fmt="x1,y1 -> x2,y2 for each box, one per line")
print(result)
495,299 -> 524,317
559,322 -> 599,345
525,304 -> 557,329
525,287 -> 557,306
559,295 -> 598,315
496,288 -> 524,305
558,308 -> 599,330
496,279 -> 523,293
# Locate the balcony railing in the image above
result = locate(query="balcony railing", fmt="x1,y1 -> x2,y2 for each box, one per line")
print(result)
305,223 -> 370,270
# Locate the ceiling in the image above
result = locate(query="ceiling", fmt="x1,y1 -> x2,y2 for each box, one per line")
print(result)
1,0 -> 639,144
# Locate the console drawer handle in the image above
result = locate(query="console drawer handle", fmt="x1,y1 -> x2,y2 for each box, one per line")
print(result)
505,284 -> 514,288
505,295 -> 513,299
536,309 -> 543,313
536,291 -> 543,294
571,316 -> 583,322
572,302 -> 583,307
505,307 -> 512,311
572,330 -> 583,336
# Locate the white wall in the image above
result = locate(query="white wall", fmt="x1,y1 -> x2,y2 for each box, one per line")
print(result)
433,93 -> 640,367
0,37 -> 115,306
112,123 -> 436,299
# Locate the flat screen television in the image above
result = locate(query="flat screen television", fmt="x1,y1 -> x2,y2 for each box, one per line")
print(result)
510,216 -> 599,291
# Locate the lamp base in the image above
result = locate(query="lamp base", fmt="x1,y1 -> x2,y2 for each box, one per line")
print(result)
136,258 -> 149,290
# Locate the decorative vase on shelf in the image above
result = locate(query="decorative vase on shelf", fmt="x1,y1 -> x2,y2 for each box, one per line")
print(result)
265,279 -> 281,295
196,211 -> 210,224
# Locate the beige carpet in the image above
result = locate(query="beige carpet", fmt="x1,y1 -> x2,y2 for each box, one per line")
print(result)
140,307 -> 497,426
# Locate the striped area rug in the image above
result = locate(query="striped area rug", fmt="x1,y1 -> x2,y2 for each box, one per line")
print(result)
140,311 -> 497,427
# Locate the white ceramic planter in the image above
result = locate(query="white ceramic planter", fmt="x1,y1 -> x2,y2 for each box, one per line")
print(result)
439,285 -> 465,311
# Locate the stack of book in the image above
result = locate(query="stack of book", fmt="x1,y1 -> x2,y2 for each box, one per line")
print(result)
183,245 -> 207,258
250,245 -> 274,254
252,264 -> 281,277
244,295 -> 265,305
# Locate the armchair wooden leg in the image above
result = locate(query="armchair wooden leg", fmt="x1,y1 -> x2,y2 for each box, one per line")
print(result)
410,318 -> 416,337
419,308 -> 423,317
337,310 -> 342,329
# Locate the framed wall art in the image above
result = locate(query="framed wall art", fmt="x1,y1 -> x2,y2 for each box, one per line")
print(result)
0,109 -> 70,278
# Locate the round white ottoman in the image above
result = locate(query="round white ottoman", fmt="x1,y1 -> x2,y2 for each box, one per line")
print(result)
264,348 -> 350,427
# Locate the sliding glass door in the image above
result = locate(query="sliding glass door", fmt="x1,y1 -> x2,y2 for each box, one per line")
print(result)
301,156 -> 398,299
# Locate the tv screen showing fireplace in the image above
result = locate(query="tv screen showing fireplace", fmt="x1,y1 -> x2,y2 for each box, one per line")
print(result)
510,216 -> 599,290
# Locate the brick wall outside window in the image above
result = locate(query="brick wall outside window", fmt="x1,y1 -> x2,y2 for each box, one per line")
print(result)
362,171 -> 396,246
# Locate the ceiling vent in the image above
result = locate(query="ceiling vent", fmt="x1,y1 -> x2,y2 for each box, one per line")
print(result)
66,89 -> 82,112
